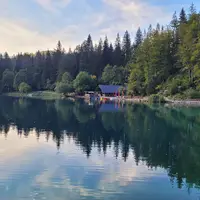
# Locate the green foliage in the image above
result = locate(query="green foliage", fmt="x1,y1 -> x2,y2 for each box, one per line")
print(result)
0,80 -> 2,94
184,89 -> 200,99
148,94 -> 166,104
61,72 -> 72,84
18,82 -> 32,93
128,27 -> 175,95
113,33 -> 123,66
14,69 -> 27,90
55,83 -> 73,94
46,79 -> 55,91
90,75 -> 98,91
73,71 -> 94,93
127,6 -> 200,98
101,65 -> 125,85
122,31 -> 132,65
128,63 -> 145,95
1,5 -> 200,99
2,69 -> 14,92
32,73 -> 41,90
55,72 -> 73,94
164,76 -> 189,96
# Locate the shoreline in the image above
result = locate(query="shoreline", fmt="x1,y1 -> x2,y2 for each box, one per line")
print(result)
1,91 -> 63,100
3,92 -> 200,106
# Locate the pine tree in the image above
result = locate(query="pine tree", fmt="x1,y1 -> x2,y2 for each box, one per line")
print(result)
53,41 -> 63,82
178,10 -> 200,85
35,51 -> 44,74
122,31 -> 131,66
189,3 -> 196,16
179,8 -> 187,23
171,12 -> 178,30
108,43 -> 114,66
97,38 -> 103,53
0,54 -> 3,80
2,52 -> 12,71
156,23 -> 161,32
96,38 -> 103,77
68,48 -> 72,54
147,24 -> 152,37
42,50 -> 52,88
102,36 -> 111,69
114,33 -> 123,66
86,34 -> 94,74
86,34 -> 93,52
79,40 -> 88,72
78,35 -> 94,74
14,54 -> 23,72
134,28 -> 143,50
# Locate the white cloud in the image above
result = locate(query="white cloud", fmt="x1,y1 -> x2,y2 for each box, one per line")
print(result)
0,0 -> 186,55
0,18 -> 79,55
98,0 -> 173,39
34,0 -> 71,13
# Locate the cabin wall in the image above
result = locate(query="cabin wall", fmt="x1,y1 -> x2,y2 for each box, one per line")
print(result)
102,93 -> 116,97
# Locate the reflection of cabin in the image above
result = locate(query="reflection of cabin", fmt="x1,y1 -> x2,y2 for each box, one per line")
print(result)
84,91 -> 99,101
99,102 -> 125,113
99,85 -> 122,97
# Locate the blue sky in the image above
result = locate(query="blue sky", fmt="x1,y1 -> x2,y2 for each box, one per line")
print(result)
0,0 -> 199,55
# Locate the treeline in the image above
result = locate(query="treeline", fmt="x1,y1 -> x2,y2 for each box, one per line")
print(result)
0,4 -> 200,97
128,4 -> 200,98
0,31 -> 132,93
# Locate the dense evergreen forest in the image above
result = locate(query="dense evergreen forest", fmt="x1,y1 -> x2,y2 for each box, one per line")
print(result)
0,4 -> 200,97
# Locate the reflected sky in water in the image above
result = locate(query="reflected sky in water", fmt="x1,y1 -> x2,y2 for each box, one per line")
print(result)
0,97 -> 200,200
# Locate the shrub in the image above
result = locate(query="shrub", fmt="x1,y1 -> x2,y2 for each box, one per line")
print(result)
46,79 -> 56,91
73,71 -> 93,93
55,82 -> 73,94
14,69 -> 27,90
166,76 -> 189,95
149,94 -> 166,104
173,93 -> 186,100
184,89 -> 200,99
18,82 -> 32,93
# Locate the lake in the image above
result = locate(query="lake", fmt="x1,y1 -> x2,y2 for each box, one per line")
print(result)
0,96 -> 200,200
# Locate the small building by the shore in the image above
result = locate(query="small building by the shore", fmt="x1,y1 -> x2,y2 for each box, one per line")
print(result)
84,91 -> 99,101
99,85 -> 123,97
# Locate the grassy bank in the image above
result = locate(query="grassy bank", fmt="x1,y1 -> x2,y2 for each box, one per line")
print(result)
3,91 -> 64,100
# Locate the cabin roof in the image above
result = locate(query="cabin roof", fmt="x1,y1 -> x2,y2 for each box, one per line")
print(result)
99,85 -> 121,94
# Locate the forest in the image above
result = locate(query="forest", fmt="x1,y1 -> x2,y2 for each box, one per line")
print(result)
0,4 -> 200,98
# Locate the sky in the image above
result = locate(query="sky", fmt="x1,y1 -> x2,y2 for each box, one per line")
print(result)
0,0 -> 199,55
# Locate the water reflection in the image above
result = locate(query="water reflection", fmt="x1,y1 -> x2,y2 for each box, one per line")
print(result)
0,96 -> 200,199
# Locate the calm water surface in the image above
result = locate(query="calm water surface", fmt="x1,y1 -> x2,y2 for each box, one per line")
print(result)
0,96 -> 200,200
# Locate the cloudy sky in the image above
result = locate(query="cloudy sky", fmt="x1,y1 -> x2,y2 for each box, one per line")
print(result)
0,0 -> 199,55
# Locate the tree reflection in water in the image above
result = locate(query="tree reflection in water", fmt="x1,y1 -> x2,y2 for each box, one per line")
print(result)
0,96 -> 200,190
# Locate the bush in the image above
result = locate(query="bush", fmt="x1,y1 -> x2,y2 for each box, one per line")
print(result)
73,71 -> 93,93
168,79 -> 183,95
184,89 -> 200,99
55,82 -> 73,94
166,76 -> 189,95
18,82 -> 32,93
14,69 -> 27,90
149,94 -> 166,104
173,93 -> 186,100
46,79 -> 55,91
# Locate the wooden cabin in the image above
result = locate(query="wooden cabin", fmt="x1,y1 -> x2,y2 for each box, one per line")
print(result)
99,85 -> 123,97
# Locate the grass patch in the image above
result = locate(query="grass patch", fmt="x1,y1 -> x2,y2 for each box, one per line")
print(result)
3,91 -> 63,100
